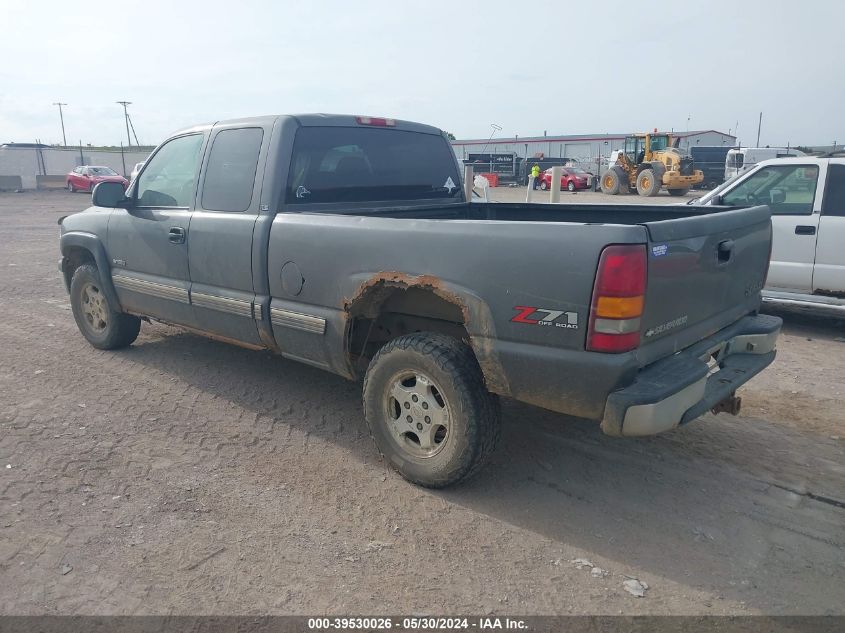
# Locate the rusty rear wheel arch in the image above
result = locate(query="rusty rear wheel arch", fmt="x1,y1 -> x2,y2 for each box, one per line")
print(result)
346,284 -> 471,374
342,273 -> 511,397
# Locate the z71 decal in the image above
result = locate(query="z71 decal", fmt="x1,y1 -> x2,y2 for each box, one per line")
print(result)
511,306 -> 579,329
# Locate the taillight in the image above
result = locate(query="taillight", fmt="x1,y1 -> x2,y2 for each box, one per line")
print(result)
587,244 -> 647,353
355,116 -> 395,127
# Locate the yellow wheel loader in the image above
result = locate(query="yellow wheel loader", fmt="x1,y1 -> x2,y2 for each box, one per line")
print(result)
601,131 -> 703,196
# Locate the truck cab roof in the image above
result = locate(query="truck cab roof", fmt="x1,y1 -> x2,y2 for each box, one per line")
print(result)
168,114 -> 445,139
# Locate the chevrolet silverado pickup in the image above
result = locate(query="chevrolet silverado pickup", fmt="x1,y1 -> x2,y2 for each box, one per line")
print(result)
58,114 -> 782,487
691,156 -> 845,314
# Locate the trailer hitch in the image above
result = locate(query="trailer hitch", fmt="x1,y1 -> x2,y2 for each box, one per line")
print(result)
711,393 -> 742,416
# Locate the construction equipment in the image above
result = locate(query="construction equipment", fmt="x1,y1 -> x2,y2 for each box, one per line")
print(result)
601,131 -> 703,196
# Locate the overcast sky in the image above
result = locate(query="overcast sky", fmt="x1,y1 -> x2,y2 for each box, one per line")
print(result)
1,0 -> 842,147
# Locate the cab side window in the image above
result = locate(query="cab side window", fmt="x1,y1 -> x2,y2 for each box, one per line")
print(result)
201,128 -> 264,212
136,134 -> 204,207
722,164 -> 818,215
822,164 -> 845,217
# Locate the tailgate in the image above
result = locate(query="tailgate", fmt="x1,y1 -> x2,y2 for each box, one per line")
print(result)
637,205 -> 772,364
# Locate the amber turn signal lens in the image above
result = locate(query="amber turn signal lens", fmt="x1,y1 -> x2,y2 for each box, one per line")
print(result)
595,295 -> 644,319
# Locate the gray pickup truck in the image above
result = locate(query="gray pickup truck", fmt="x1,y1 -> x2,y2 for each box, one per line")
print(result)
58,114 -> 782,487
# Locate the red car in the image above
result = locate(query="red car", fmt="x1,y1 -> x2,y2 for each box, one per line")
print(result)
66,166 -> 129,193
539,167 -> 591,191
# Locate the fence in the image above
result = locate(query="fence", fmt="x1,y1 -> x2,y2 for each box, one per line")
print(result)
0,146 -> 151,190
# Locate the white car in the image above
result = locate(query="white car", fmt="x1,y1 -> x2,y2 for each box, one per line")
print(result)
691,156 -> 845,314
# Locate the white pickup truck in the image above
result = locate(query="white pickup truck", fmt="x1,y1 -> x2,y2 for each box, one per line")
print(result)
691,156 -> 845,314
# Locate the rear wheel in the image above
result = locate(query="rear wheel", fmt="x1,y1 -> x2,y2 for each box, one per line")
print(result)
363,332 -> 500,488
567,180 -> 576,191
70,264 -> 141,350
636,169 -> 661,196
600,168 -> 624,195
667,188 -> 689,196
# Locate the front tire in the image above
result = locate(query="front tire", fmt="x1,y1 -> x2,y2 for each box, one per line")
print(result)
70,264 -> 141,350
636,169 -> 661,196
567,180 -> 576,191
67,181 -> 75,192
363,332 -> 500,488
539,180 -> 548,191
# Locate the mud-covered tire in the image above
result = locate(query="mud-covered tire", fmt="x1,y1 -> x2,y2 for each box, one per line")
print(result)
601,168 -> 624,195
636,169 -> 661,196
70,264 -> 141,350
668,188 -> 689,196
363,332 -> 501,488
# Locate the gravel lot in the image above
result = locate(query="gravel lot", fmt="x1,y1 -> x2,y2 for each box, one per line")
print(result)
1,191 -> 843,616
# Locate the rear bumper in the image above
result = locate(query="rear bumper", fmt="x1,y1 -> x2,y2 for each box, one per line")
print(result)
600,313 -> 781,437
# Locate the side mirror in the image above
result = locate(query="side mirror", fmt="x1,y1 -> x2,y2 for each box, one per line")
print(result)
92,181 -> 130,208
770,188 -> 786,205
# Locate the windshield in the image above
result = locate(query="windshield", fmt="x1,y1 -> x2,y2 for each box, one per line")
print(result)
286,127 -> 461,205
689,170 -> 746,204
89,167 -> 118,176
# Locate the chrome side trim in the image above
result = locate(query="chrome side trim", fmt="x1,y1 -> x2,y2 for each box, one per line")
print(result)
191,291 -> 253,318
762,290 -> 845,314
112,275 -> 189,304
253,303 -> 264,321
270,307 -> 326,334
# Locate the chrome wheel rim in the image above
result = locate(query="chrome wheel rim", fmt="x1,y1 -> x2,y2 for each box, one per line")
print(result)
384,370 -> 450,458
80,282 -> 109,333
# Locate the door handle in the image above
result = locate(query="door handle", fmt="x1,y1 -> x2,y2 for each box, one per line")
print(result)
168,226 -> 186,244
794,225 -> 816,235
717,239 -> 734,263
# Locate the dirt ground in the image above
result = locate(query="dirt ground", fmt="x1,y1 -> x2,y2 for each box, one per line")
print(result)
0,191 -> 843,616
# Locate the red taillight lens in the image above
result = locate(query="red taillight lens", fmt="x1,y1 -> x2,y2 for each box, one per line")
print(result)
587,244 -> 647,353
355,116 -> 395,127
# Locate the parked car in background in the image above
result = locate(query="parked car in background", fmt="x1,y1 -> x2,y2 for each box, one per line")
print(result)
538,167 -> 591,191
66,166 -> 129,192
690,156 -> 845,314
130,162 -> 145,182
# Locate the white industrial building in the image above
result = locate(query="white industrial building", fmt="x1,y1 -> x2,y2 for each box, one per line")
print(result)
451,129 -> 737,165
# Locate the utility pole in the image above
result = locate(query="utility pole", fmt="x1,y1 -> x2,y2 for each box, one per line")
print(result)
756,112 -> 762,147
117,101 -> 133,148
52,102 -> 67,146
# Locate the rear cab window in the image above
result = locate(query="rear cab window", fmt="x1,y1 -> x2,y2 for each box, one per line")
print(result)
285,126 -> 461,206
822,163 -> 845,216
